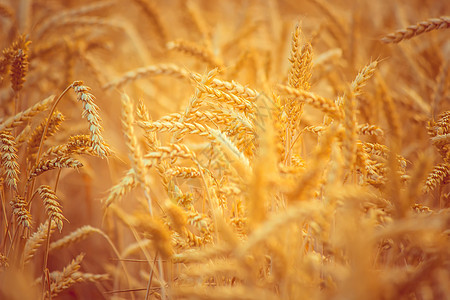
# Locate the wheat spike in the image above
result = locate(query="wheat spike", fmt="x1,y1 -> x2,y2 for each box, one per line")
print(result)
34,1 -> 115,40
277,84 -> 342,119
167,39 -> 223,68
49,253 -> 85,297
351,60 -> 378,97
42,135 -> 99,158
29,156 -> 83,179
423,163 -> 450,193
23,220 -> 56,264
0,131 -> 19,191
27,111 -> 64,157
138,120 -> 213,139
0,95 -> 54,132
49,225 -> 104,252
165,166 -> 201,178
38,185 -> 67,232
357,123 -> 384,136
104,168 -> 137,207
10,196 -> 32,229
10,36 -> 30,93
288,24 -> 313,91
134,214 -> 173,259
381,16 -> 450,43
72,81 -> 111,158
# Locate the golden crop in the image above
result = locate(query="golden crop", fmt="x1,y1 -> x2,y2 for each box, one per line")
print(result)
0,0 -> 449,299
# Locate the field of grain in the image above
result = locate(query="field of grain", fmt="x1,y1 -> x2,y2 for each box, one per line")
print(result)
0,0 -> 449,299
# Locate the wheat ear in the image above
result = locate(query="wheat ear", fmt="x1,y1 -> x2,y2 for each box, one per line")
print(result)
34,1 -> 115,40
0,95 -> 54,132
10,196 -> 32,229
23,220 -> 56,264
10,35 -> 30,93
27,111 -> 64,157
49,225 -> 103,252
72,81 -> 111,158
423,163 -> 450,193
38,185 -> 67,232
0,131 -> 19,191
29,156 -> 83,179
381,16 -> 450,43
167,39 -> 223,68
277,84 -> 342,119
48,253 -> 85,297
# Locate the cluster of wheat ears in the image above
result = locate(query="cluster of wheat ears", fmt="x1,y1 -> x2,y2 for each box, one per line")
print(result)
0,0 -> 449,299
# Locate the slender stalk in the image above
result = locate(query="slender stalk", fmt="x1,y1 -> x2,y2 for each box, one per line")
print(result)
24,83 -> 72,204
41,219 -> 53,300
145,252 -> 158,300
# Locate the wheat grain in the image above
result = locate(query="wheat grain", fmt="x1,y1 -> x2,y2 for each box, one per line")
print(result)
357,123 -> 384,136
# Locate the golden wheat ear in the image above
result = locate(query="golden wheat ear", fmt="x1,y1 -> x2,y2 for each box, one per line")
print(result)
37,185 -> 67,232
72,81 -> 112,158
381,16 -> 450,43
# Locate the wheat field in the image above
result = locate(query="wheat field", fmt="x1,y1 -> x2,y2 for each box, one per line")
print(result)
0,0 -> 449,299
